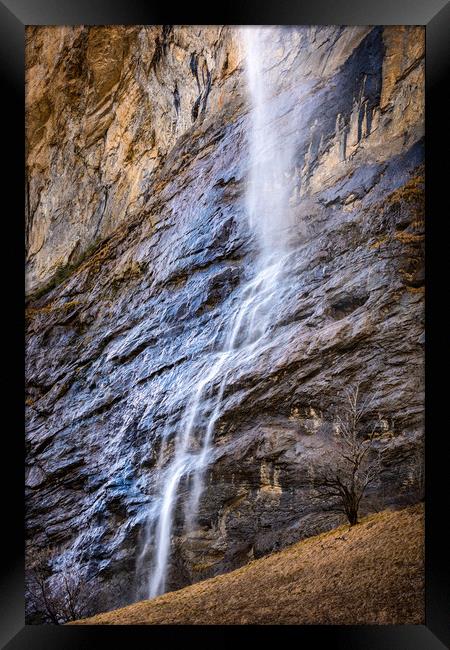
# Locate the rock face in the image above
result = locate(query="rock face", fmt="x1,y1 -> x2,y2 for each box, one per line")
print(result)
25,26 -> 425,622
25,25 -> 239,295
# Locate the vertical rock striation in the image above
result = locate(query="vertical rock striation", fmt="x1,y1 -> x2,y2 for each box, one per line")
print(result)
25,26 -> 424,621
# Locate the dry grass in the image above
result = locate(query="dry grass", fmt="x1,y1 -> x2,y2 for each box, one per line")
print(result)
394,230 -> 424,244
73,504 -> 424,625
385,172 -> 424,208
369,235 -> 388,250
26,299 -> 83,318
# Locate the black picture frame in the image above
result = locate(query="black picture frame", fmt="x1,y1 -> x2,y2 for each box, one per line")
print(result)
2,0 -> 448,647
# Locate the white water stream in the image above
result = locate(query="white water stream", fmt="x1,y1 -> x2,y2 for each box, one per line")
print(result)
137,26 -> 297,600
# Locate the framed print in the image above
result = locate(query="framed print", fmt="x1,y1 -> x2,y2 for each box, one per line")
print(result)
2,0 -> 449,647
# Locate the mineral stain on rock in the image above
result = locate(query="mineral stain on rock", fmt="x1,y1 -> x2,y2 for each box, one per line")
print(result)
25,25 -> 424,622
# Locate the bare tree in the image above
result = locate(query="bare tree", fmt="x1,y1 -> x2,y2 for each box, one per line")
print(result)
26,547 -> 92,624
312,384 -> 381,526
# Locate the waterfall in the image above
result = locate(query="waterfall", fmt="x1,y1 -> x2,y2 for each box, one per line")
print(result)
136,26 -> 296,600
242,26 -> 295,256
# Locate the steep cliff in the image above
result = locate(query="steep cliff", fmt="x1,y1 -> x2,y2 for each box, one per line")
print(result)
25,25 -> 424,621
26,25 -> 239,295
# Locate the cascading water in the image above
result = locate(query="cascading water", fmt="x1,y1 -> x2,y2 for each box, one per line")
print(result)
136,26 -> 297,600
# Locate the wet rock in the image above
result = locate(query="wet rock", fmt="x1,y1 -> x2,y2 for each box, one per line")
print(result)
26,25 -> 424,620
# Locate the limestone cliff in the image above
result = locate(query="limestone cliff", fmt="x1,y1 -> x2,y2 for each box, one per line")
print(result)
25,25 -> 424,622
26,25 -> 239,295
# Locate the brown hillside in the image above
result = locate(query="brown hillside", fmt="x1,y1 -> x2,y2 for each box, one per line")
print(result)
73,504 -> 424,625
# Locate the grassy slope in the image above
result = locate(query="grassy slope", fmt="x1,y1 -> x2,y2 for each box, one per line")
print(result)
74,504 -> 424,625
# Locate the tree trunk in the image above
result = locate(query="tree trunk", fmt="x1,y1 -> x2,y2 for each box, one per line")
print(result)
348,509 -> 359,526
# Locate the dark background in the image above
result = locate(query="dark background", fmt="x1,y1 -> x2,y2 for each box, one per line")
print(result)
1,0 -> 448,647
